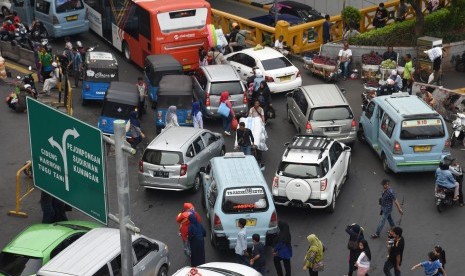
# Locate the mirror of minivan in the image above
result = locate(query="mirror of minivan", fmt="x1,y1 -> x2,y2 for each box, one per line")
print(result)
286,92 -> 293,97
340,88 -> 347,94
284,142 -> 290,146
344,146 -> 351,151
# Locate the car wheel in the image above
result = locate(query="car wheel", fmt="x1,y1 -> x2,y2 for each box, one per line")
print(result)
326,192 -> 336,213
357,128 -> 367,144
1,7 -> 9,17
123,41 -> 131,61
287,107 -> 292,124
381,153 -> 392,174
190,173 -> 201,193
157,265 -> 168,276
220,147 -> 226,156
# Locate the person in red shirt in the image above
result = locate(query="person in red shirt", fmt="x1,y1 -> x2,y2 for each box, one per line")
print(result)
1,20 -> 16,35
176,203 -> 201,257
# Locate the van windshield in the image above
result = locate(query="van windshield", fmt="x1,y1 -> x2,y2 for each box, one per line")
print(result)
222,187 -> 268,213
310,106 -> 353,121
210,81 -> 243,95
101,102 -> 135,119
56,0 -> 84,13
142,150 -> 183,165
278,162 -> 321,178
400,118 -> 445,140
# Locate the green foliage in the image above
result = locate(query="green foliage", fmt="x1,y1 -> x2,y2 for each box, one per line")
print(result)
449,0 -> 465,29
342,6 -> 362,28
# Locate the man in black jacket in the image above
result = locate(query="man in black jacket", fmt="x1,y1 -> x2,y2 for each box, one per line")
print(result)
235,122 -> 255,156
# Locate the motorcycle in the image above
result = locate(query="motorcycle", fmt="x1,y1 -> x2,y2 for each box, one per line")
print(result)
456,51 -> 465,72
435,156 -> 463,213
12,23 -> 33,50
450,113 -> 465,147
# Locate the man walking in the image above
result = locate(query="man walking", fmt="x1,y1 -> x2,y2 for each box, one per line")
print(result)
235,218 -> 248,265
372,179 -> 403,239
384,226 -> 404,276
71,47 -> 82,88
235,122 -> 255,155
402,54 -> 413,94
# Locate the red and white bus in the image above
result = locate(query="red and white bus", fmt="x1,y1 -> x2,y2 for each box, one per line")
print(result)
83,0 -> 211,70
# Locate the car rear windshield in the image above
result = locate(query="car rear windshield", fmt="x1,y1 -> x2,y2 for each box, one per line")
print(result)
310,106 -> 353,121
222,187 -> 269,213
56,0 -> 84,13
210,81 -> 243,95
400,118 -> 445,140
157,95 -> 192,109
101,102 -> 135,119
261,57 -> 293,71
142,150 -> 183,165
278,162 -> 322,178
0,252 -> 42,276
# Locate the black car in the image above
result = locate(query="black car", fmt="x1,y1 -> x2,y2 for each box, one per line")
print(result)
269,1 -> 324,23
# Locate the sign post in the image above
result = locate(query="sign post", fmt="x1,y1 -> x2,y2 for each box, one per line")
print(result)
27,98 -> 107,224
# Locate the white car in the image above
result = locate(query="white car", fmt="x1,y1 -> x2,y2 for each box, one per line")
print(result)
224,47 -> 302,93
272,135 -> 351,213
0,0 -> 11,17
172,262 -> 262,276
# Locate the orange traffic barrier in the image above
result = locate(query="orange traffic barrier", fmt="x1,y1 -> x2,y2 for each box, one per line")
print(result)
8,161 -> 34,218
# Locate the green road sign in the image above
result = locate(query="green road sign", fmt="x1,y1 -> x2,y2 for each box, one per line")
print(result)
27,98 -> 107,224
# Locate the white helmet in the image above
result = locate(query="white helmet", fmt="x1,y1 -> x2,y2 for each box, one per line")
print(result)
76,41 -> 82,48
391,69 -> 397,76
255,69 -> 263,77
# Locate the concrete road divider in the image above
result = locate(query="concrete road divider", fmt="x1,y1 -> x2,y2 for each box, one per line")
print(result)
0,40 -> 19,62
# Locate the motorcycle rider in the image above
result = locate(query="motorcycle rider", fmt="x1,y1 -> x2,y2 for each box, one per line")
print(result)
389,70 -> 403,92
376,78 -> 397,96
0,20 -> 16,39
435,157 -> 460,201
446,156 -> 464,207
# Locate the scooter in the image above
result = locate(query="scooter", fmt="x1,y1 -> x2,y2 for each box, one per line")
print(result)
12,23 -> 33,50
435,185 -> 456,213
450,113 -> 465,147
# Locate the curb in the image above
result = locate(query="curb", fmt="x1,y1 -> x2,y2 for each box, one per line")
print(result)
234,0 -> 272,10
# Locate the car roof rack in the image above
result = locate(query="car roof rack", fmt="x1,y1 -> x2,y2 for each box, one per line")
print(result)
284,135 -> 332,159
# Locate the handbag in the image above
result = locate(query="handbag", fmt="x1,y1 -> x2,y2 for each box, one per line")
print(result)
312,261 -> 325,272
231,117 -> 238,131
217,102 -> 230,118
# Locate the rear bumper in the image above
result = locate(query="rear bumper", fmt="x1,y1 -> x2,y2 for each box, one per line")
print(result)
325,131 -> 357,145
390,156 -> 445,173
51,20 -> 89,37
138,173 -> 190,191
273,196 -> 329,209
213,229 -> 278,250
268,77 -> 302,93
205,106 -> 248,118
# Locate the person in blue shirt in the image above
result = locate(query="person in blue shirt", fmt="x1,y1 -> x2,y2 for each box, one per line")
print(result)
411,251 -> 447,276
273,221 -> 292,276
322,15 -> 331,44
435,159 -> 459,200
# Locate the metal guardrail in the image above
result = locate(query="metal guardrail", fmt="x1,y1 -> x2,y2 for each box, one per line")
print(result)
212,0 -> 452,54
8,161 -> 34,218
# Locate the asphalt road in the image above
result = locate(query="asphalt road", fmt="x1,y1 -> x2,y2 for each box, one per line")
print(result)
1,25 -> 465,276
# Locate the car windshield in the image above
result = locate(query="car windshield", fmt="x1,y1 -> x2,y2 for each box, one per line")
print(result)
222,187 -> 269,213
101,101 -> 135,119
142,150 -> 183,166
210,81 -> 243,95
400,118 -> 445,140
278,162 -> 321,178
56,0 -> 84,13
0,252 -> 42,276
261,57 -> 293,71
310,106 -> 353,121
157,96 -> 192,109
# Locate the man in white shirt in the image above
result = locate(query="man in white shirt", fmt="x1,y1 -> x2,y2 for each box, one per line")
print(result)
235,218 -> 248,265
274,35 -> 289,56
338,42 -> 352,80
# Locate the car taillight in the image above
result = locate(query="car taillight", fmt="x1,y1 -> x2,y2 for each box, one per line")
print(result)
206,92 -> 210,107
265,76 -> 274,82
273,176 -> 279,188
269,211 -> 277,228
52,16 -> 59,25
443,139 -> 451,152
180,164 -> 188,176
305,121 -> 313,134
139,160 -> 143,173
320,178 -> 327,191
351,119 -> 356,131
243,91 -> 247,104
213,214 -> 223,230
157,111 -> 162,121
85,84 -> 90,91
393,141 -> 403,155
296,70 -> 301,77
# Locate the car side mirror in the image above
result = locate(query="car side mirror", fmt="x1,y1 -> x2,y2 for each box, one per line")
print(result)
284,142 -> 290,146
344,146 -> 351,151
286,92 -> 293,97
341,88 -> 347,94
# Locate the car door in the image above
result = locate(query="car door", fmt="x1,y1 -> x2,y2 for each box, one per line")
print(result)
201,131 -> 221,161
191,136 -> 207,175
329,142 -> 344,189
361,101 -> 377,146
132,238 -> 157,276
193,68 -> 207,108
378,112 -> 396,158
227,53 -> 254,82
206,176 -> 218,223
296,92 -> 309,133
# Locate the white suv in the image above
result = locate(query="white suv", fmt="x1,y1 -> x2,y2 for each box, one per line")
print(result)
272,135 -> 351,213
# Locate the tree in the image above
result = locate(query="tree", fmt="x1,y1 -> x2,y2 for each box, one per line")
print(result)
407,0 -> 424,35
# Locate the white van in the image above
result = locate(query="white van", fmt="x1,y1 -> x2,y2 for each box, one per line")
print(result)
37,228 -> 169,276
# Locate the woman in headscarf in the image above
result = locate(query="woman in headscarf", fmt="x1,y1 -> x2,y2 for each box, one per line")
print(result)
192,101 -> 203,129
346,223 -> 364,276
164,105 -> 179,130
273,221 -> 292,276
188,212 -> 206,267
219,91 -> 235,136
252,80 -> 272,121
303,234 -> 324,276
126,110 -> 144,149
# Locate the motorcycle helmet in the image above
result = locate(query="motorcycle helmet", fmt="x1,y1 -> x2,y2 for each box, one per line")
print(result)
439,156 -> 452,169
76,41 -> 82,48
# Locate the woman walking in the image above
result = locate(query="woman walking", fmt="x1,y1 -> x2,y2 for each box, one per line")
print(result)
192,101 -> 203,129
273,221 -> 292,276
355,240 -> 371,276
164,106 -> 179,130
126,110 -> 145,149
303,234 -> 325,276
188,213 -> 206,267
345,223 -> 364,276
219,91 -> 235,136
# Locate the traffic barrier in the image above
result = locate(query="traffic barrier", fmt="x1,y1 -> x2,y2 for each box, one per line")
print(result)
7,161 -> 35,218
212,0 -> 452,54
17,47 -> 36,68
0,40 -> 19,62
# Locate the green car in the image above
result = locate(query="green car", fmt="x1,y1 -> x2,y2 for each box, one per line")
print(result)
0,220 -> 101,276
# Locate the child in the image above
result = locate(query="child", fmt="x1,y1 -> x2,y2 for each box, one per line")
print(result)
434,246 -> 446,268
250,234 -> 265,274
411,251 -> 447,276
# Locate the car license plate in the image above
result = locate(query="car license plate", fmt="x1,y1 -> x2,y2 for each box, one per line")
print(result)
280,75 -> 292,82
153,171 -> 169,178
183,65 -> 191,70
66,15 -> 78,21
414,145 -> 431,152
236,219 -> 257,227
325,127 -> 339,132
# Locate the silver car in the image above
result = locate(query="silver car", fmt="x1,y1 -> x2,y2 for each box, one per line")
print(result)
193,65 -> 248,118
286,84 -> 357,146
138,127 -> 225,192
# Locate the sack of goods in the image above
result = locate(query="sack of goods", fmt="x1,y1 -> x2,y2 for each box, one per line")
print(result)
238,117 -> 268,151
424,47 -> 443,62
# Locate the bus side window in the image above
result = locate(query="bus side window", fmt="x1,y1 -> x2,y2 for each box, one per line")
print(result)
123,5 -> 139,39
139,8 -> 151,42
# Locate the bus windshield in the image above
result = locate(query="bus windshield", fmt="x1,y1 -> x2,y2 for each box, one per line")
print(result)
157,7 -> 208,33
56,0 -> 84,13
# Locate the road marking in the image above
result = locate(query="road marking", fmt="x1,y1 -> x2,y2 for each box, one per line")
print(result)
5,61 -> 38,81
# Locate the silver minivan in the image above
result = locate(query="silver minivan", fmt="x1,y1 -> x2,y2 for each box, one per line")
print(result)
286,84 -> 357,146
193,65 -> 248,118
138,127 -> 225,192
